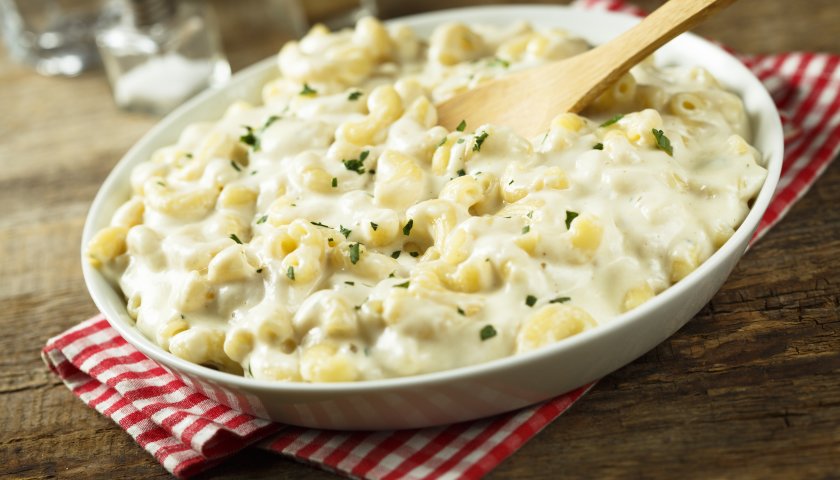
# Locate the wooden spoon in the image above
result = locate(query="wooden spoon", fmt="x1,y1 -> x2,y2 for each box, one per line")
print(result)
436,0 -> 737,138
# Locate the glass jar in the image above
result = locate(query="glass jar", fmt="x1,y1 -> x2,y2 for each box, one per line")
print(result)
96,0 -> 231,115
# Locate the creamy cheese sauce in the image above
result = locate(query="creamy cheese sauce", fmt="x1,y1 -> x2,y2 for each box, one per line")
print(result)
87,18 -> 767,382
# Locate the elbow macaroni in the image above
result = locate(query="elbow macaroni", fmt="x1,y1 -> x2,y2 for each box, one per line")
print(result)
88,18 -> 767,382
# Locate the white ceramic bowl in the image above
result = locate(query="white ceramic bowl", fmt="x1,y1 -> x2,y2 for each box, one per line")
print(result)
82,5 -> 783,430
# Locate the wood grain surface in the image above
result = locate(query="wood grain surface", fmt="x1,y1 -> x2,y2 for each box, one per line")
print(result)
1,1 -> 838,478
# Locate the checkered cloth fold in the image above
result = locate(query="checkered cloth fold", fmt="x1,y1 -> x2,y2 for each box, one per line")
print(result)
43,0 -> 840,477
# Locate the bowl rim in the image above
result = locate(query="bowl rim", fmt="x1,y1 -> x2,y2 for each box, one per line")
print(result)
82,4 -> 784,394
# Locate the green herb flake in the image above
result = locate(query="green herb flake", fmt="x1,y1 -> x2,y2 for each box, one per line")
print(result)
286,266 -> 295,280
343,158 -> 366,174
600,114 -> 624,128
525,295 -> 537,307
264,115 -> 281,129
489,57 -> 510,68
256,268 -> 263,273
391,250 -> 401,259
229,233 -> 243,244
522,225 -> 530,234
348,90 -> 362,101
359,150 -> 369,162
438,136 -> 448,147
239,126 -> 260,151
394,280 -> 410,288
456,119 -> 467,132
185,153 -> 193,159
508,179 -> 514,185
457,307 -> 465,316
652,128 -> 674,156
310,221 -> 330,228
156,180 -> 165,187
370,222 -> 379,231
345,281 -> 355,286
256,215 -> 268,225
473,131 -> 489,152
527,211 -> 533,219
388,271 -> 395,278
349,243 -> 361,264
300,83 -> 317,96
549,296 -> 571,304
409,251 -> 419,258
230,161 -> 242,172
593,142 -> 604,150
457,168 -> 466,177
403,219 -> 414,236
565,210 -> 579,230
331,177 -> 338,188
480,324 -> 497,341
456,138 -> 465,144
340,225 -> 352,239
250,170 -> 258,176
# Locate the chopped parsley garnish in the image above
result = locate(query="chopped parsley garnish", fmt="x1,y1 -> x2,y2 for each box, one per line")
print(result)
340,225 -> 352,239
549,296 -> 571,304
250,170 -> 257,175
256,215 -> 268,225
457,307 -> 465,316
389,271 -> 396,278
229,233 -> 243,244
508,179 -> 514,185
310,221 -> 330,228
593,142 -> 604,150
402,219 -> 414,236
437,136 -> 448,147
348,90 -> 362,101
409,251 -> 419,258
394,281 -> 410,288
600,114 -> 624,128
652,128 -> 674,156
368,169 -> 376,175
185,153 -> 193,159
522,225 -> 530,234
565,210 -> 579,229
480,325 -> 497,341
300,83 -> 317,96
230,161 -> 242,172
264,115 -> 281,129
345,281 -> 355,286
342,150 -> 369,175
156,180 -> 165,187
239,125 -> 260,151
256,268 -> 263,273
286,266 -> 295,280
331,177 -> 338,188
370,222 -> 379,231
391,250 -> 401,259
456,138 -> 465,144
473,131 -> 489,152
457,168 -> 466,177
349,243 -> 361,264
525,295 -> 537,307
527,211 -> 533,219
456,119 -> 467,132
489,57 -> 510,68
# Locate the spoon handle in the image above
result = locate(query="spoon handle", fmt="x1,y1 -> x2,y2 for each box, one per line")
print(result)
565,0 -> 738,113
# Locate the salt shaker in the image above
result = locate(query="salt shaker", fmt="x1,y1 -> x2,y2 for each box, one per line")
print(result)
96,0 -> 231,115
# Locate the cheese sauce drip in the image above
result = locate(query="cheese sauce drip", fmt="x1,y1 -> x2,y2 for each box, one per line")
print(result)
87,18 -> 767,382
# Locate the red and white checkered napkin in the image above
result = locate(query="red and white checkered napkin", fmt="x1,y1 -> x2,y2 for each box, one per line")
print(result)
42,0 -> 840,478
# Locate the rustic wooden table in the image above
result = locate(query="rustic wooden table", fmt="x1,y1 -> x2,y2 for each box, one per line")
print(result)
2,1 -> 838,478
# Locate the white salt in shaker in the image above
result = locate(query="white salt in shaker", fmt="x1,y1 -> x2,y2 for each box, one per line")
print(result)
96,0 -> 231,115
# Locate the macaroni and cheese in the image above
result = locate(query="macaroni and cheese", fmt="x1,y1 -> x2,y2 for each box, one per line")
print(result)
88,18 -> 767,382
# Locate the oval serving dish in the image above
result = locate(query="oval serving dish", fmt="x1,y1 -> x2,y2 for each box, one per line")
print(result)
82,5 -> 783,430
